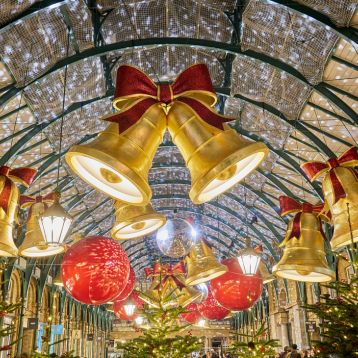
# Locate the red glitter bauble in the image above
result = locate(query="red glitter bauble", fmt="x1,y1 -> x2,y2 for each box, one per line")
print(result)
197,288 -> 229,320
114,291 -> 144,321
211,258 -> 263,311
181,303 -> 201,324
61,236 -> 130,305
113,266 -> 136,302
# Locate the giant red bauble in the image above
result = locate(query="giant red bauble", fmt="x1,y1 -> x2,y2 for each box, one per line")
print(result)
181,303 -> 201,324
211,258 -> 263,311
113,266 -> 136,302
114,291 -> 144,321
61,236 -> 130,305
197,288 -> 229,320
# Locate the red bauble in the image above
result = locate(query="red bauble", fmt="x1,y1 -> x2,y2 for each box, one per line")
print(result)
113,266 -> 136,302
211,258 -> 263,311
181,303 -> 201,324
61,236 -> 130,305
114,291 -> 144,321
197,288 -> 229,320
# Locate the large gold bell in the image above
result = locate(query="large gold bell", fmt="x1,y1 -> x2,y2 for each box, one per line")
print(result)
323,167 -> 358,251
272,212 -> 335,282
65,104 -> 166,205
167,101 -> 269,204
111,201 -> 166,240
19,202 -> 65,257
0,178 -> 19,257
185,240 -> 227,286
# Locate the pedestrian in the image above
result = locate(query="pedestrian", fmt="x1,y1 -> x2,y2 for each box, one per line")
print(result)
279,346 -> 290,358
287,344 -> 301,358
301,349 -> 309,358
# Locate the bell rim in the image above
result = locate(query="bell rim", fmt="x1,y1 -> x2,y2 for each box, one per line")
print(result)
179,291 -> 202,308
19,245 -> 65,258
185,266 -> 228,286
330,231 -> 358,252
65,146 -> 151,205
272,264 -> 335,283
111,213 -> 167,240
0,245 -> 18,257
189,140 -> 269,204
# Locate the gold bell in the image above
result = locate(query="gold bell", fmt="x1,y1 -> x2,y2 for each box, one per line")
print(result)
167,101 -> 269,204
0,178 -> 19,257
323,167 -> 358,251
19,201 -> 64,257
66,104 -> 166,205
53,271 -> 63,287
273,211 -> 335,282
185,240 -> 227,286
258,262 -> 275,284
111,201 -> 166,240
176,285 -> 202,308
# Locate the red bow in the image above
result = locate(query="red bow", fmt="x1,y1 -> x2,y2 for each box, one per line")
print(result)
279,196 -> 329,241
144,261 -> 186,289
20,192 -> 56,221
301,147 -> 358,204
106,64 -> 233,133
0,166 -> 37,215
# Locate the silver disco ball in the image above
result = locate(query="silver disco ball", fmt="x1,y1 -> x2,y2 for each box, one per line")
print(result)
156,218 -> 196,258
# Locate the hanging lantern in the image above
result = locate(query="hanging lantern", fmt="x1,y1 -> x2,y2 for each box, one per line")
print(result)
19,193 -> 65,257
61,236 -> 130,304
272,196 -> 335,283
197,288 -> 229,321
211,258 -> 263,311
301,147 -> 358,251
113,266 -> 136,303
38,192 -> 72,248
123,298 -> 136,317
237,238 -> 261,276
111,201 -> 166,240
185,239 -> 227,286
114,291 -> 144,321
0,166 -> 37,257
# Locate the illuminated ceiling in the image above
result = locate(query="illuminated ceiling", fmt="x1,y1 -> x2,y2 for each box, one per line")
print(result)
0,0 -> 357,275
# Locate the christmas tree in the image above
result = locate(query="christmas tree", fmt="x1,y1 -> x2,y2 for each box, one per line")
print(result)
304,274 -> 358,357
117,291 -> 200,358
230,322 -> 278,358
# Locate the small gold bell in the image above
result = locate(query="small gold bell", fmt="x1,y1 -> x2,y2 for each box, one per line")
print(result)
185,240 -> 227,286
111,201 -> 166,240
273,211 -> 335,282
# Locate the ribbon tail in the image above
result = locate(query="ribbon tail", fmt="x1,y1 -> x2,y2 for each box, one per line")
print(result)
289,212 -> 302,241
330,169 -> 347,204
177,97 -> 234,130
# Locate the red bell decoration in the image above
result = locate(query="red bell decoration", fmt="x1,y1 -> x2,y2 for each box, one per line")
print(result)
114,291 -> 144,321
197,288 -> 229,320
113,266 -> 136,302
181,303 -> 202,324
211,258 -> 263,311
61,236 -> 130,305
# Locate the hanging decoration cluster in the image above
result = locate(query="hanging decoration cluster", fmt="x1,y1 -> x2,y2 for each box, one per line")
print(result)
274,146 -> 358,283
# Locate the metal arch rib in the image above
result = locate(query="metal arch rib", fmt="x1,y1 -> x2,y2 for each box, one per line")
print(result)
268,0 -> 358,44
0,38 -> 356,123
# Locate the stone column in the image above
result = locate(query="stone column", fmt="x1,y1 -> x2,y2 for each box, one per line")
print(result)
292,305 -> 309,349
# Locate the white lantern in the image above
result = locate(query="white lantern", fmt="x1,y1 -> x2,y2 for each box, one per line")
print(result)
237,238 -> 261,276
123,299 -> 136,316
38,192 -> 72,247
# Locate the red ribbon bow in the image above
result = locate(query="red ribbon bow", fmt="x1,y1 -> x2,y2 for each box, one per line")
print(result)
279,196 -> 329,242
144,261 -> 186,289
20,192 -> 56,220
0,166 -> 37,215
301,147 -> 358,204
105,64 -> 233,133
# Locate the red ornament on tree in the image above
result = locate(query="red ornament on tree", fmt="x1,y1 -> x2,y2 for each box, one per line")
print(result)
181,303 -> 201,324
61,236 -> 130,305
211,258 -> 263,311
197,288 -> 229,320
114,291 -> 144,321
113,266 -> 136,302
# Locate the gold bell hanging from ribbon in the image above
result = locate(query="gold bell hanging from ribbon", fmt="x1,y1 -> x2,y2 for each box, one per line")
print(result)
66,106 -> 166,205
0,166 -> 37,257
301,147 -> 358,251
185,239 -> 227,286
272,196 -> 335,283
111,201 -> 166,240
19,193 -> 65,257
